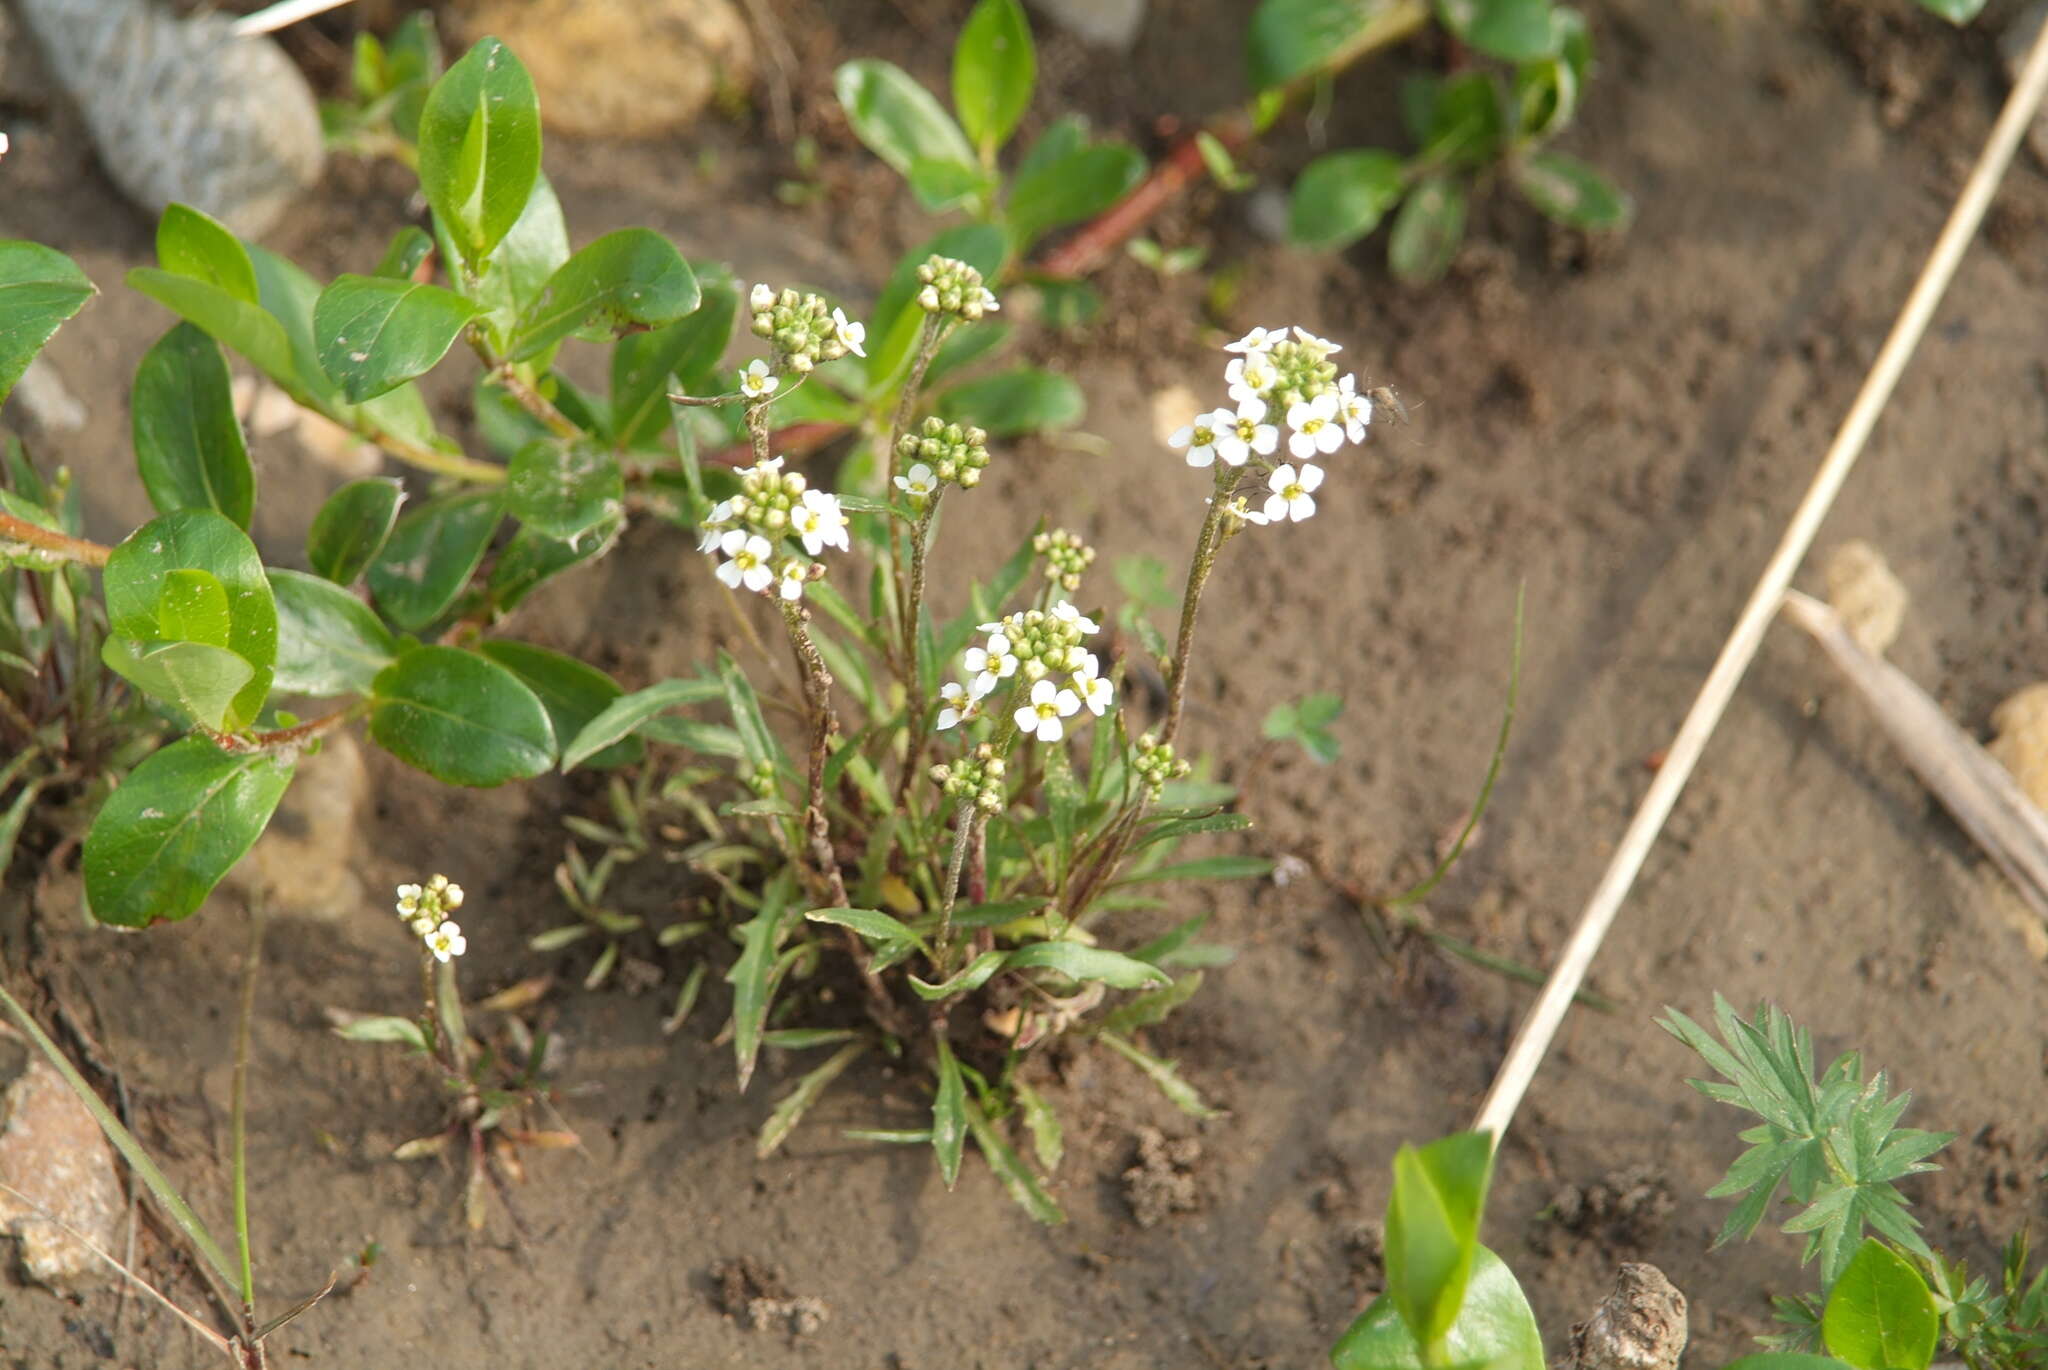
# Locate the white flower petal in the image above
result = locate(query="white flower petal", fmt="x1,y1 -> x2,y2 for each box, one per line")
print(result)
1014,704 -> 1038,732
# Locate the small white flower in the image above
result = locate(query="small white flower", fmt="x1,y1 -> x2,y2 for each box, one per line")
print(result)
426,920 -> 467,962
1263,462 -> 1324,523
1212,399 -> 1277,467
1286,393 -> 1345,459
0,133 -> 10,161
964,634 -> 1017,698
1224,326 -> 1283,356
1226,354 -> 1276,405
1215,494 -> 1270,528
831,307 -> 866,358
1334,374 -> 1373,443
1051,601 -> 1101,635
778,559 -> 808,601
739,358 -> 778,399
936,680 -> 977,730
696,498 -> 735,553
442,882 -> 464,910
790,489 -> 849,555
895,463 -> 938,500
1292,325 -> 1342,353
1169,412 -> 1224,468
395,882 -> 422,916
1014,679 -> 1081,742
750,282 -> 776,311
1071,652 -> 1113,717
976,287 -> 1001,314
716,530 -> 774,593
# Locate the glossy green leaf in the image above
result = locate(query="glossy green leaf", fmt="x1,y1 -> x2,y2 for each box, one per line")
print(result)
559,675 -> 723,770
155,203 -> 258,304
306,477 -> 405,585
103,509 -> 276,729
611,272 -> 737,447
834,58 -> 975,179
1418,72 -> 1506,169
954,0 -> 1035,156
269,568 -> 398,697
486,518 -> 620,614
1435,0 -> 1558,60
936,367 -> 1082,436
101,638 -> 253,733
131,323 -> 254,528
154,569 -> 232,646
479,640 -> 635,768
366,491 -> 502,630
932,1037 -> 967,1188
506,228 -> 700,362
1512,151 -> 1633,231
908,157 -> 997,212
0,241 -> 96,407
367,644 -> 554,785
1004,942 -> 1168,989
417,36 -> 542,265
1248,0 -> 1412,90
372,225 -> 435,281
1915,0 -> 1987,18
1289,150 -> 1406,251
127,269 -> 295,390
1821,1239 -> 1938,1370
313,274 -> 479,402
1387,175 -> 1468,285
83,736 -> 295,926
868,225 -> 1010,388
1385,1131 -> 1494,1355
454,171 -> 570,351
1005,143 -> 1145,251
1331,1244 -> 1543,1370
506,439 -> 624,540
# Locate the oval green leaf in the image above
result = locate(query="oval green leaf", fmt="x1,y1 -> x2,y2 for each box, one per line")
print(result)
131,323 -> 255,528
0,241 -> 96,406
314,274 -> 479,403
1821,1239 -> 1938,1370
834,59 -> 975,179
1331,1245 -> 1543,1370
1512,151 -> 1633,231
368,644 -> 554,786
486,519 -> 619,615
932,1037 -> 967,1188
155,203 -> 258,304
1434,0 -> 1559,61
507,228 -> 700,362
1290,149 -> 1407,251
478,639 -> 637,768
103,509 -> 277,730
366,491 -> 502,630
269,568 -> 399,697
417,36 -> 542,266
306,477 -> 406,585
506,438 -> 624,541
953,0 -> 1035,157
1005,142 -> 1145,252
100,638 -> 254,733
936,367 -> 1082,436
1387,175 -> 1468,286
1248,0 -> 1396,91
908,156 -> 998,213
611,270 -> 736,448
83,736 -> 296,927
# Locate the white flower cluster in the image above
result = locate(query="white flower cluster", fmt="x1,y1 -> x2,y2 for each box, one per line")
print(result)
936,601 -> 1112,743
396,875 -> 467,963
698,456 -> 850,601
1169,325 -> 1373,526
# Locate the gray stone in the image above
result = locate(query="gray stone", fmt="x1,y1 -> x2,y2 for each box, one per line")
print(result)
16,0 -> 324,237
1028,0 -> 1146,52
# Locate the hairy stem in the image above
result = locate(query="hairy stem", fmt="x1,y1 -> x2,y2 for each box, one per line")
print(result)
1160,472 -> 1236,748
0,511 -> 111,567
934,799 -> 977,968
895,492 -> 947,806
779,600 -> 848,908
231,908 -> 261,1323
884,317 -> 951,637
201,702 -> 365,757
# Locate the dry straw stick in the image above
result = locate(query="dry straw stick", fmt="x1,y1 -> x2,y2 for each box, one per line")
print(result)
230,0 -> 357,38
1472,18 -> 2048,1149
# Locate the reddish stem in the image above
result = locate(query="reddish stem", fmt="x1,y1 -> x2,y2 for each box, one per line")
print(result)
1035,120 -> 1252,281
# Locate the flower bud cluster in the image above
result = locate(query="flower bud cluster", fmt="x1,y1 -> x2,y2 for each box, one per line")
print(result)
749,283 -> 866,373
893,416 -> 989,497
697,457 -> 850,601
395,875 -> 468,962
930,745 -> 1007,812
1033,528 -> 1095,592
1132,735 -> 1191,800
915,255 -> 999,321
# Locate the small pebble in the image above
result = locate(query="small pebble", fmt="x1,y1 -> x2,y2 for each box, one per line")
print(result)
1822,539 -> 1908,656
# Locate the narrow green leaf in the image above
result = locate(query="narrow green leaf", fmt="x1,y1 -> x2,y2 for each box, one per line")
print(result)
1385,1131 -> 1495,1352
366,491 -> 502,630
727,871 -> 795,1091
757,1041 -> 869,1159
910,948 -> 1006,1000
834,59 -> 975,179
0,242 -> 96,407
506,439 -> 624,541
932,1037 -> 967,1188
417,37 -> 542,265
1012,1077 -> 1063,1173
962,1092 -> 1065,1224
479,640 -> 635,767
368,644 -> 554,785
269,568 -> 398,697
155,203 -> 258,304
1114,854 -> 1274,885
1821,1239 -> 1938,1370
372,225 -> 435,281
306,477 -> 405,586
83,736 -> 295,926
507,229 -> 700,362
313,274 -> 479,402
1099,1031 -> 1217,1118
1004,942 -> 1168,989
132,323 -> 254,529
805,906 -> 929,951
332,1015 -> 429,1048
559,674 -> 723,771
953,0 -> 1035,156
1289,149 -> 1406,251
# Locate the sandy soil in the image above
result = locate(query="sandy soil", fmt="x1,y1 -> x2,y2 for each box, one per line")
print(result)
5,1 -> 2048,1366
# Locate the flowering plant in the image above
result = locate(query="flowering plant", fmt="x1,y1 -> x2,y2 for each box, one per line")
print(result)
0,23 -> 1384,1220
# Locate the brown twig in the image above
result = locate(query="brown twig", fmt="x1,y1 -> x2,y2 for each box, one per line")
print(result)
0,511 -> 111,567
